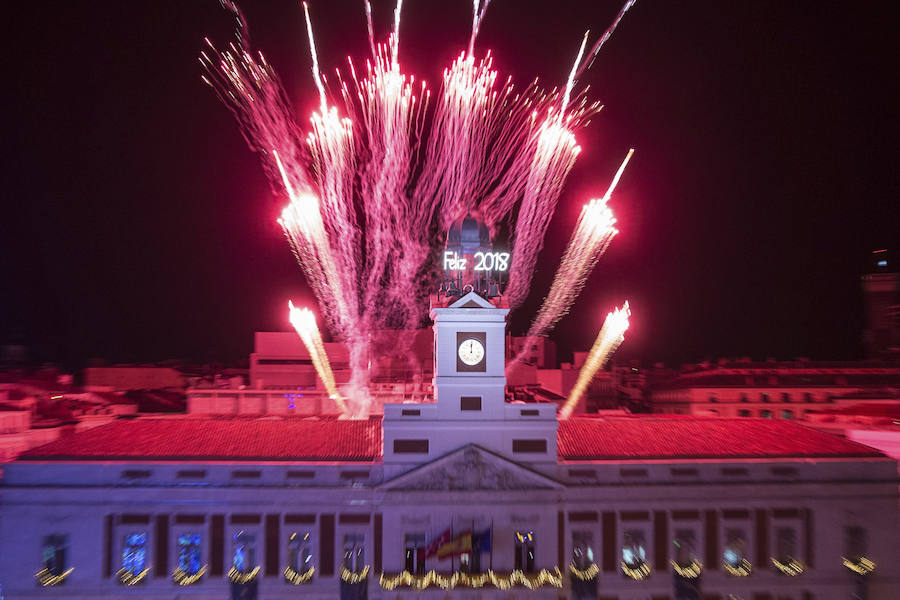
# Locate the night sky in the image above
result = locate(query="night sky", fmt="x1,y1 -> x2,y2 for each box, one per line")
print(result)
2,1 -> 898,368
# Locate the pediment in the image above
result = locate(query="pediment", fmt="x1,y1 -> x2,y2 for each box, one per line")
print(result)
381,445 -> 563,492
449,291 -> 495,309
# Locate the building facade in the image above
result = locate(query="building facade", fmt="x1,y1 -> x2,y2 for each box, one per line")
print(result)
1,292 -> 899,599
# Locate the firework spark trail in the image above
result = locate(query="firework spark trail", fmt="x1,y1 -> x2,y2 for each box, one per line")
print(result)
576,0 -> 638,79
468,0 -> 492,57
363,0 -> 376,58
274,151 -> 355,340
288,302 -> 349,416
510,148 -> 633,370
303,2 -> 328,112
560,31 -> 589,122
504,115 -> 581,309
560,301 -> 630,419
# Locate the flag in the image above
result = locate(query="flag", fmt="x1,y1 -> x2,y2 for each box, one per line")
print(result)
436,530 -> 472,559
472,529 -> 492,553
425,528 -> 451,558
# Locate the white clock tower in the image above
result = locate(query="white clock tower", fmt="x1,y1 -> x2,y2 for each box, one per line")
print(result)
382,290 -> 558,469
430,291 -> 508,418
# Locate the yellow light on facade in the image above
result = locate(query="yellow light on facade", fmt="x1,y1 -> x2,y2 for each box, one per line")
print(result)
671,559 -> 703,578
723,558 -> 752,577
568,562 -> 600,580
379,568 -> 563,590
340,565 -> 370,584
284,565 -> 315,584
228,565 -> 260,583
172,565 -> 207,585
35,567 -> 74,587
771,556 -> 804,576
621,560 -> 651,580
117,567 -> 151,585
842,556 -> 876,575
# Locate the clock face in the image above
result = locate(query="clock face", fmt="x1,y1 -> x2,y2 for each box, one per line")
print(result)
458,338 -> 485,366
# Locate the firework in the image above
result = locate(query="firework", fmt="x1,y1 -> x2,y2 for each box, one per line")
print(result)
202,1 -> 637,415
560,302 -> 630,419
511,148 -> 633,370
288,301 -> 348,416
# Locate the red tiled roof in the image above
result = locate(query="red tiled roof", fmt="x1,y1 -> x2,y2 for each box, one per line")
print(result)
558,417 -> 884,460
19,415 -> 882,463
20,417 -> 381,462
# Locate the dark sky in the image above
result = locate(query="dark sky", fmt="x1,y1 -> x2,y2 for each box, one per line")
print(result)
2,1 -> 898,367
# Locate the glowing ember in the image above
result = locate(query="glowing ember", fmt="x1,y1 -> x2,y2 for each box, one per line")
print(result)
202,1 -> 637,415
560,301 -> 630,419
288,301 -> 348,416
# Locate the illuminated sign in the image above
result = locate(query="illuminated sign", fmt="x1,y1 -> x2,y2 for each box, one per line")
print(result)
443,251 -> 510,271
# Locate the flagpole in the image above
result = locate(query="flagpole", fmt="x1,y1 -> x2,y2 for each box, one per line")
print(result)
450,519 -> 454,574
489,518 -> 494,572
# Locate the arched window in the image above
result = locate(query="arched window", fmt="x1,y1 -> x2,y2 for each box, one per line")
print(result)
42,535 -> 68,577
342,534 -> 365,573
232,531 -> 256,574
287,532 -> 313,572
514,531 -> 535,573
121,532 -> 148,580
572,531 -> 594,569
177,533 -> 203,575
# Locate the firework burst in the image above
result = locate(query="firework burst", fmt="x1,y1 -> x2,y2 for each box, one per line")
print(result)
201,0 -> 638,416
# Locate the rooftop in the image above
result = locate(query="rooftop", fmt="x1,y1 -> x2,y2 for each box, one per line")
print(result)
16,415 -> 883,463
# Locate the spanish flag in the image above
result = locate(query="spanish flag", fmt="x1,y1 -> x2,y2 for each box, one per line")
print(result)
436,530 -> 472,559
424,528 -> 451,558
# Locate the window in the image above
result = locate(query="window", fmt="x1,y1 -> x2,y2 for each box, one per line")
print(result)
781,409 -> 794,420
232,531 -> 256,573
738,409 -> 751,417
761,393 -> 771,403
41,535 -> 68,577
804,392 -> 814,403
775,527 -> 797,563
621,530 -> 647,569
343,534 -> 365,573
845,526 -> 867,562
740,394 -> 749,403
673,529 -> 698,567
781,392 -> 791,403
708,395 -> 718,403
287,532 -> 313,573
760,409 -> 773,419
393,439 -> 429,453
177,533 -> 203,575
723,528 -> 749,574
512,439 -> 547,453
572,531 -> 595,569
120,532 -> 148,579
460,396 -> 482,411
404,533 -> 426,575
514,531 -> 535,573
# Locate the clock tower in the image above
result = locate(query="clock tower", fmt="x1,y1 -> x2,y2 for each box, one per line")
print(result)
382,291 -> 558,468
430,291 -> 508,418
382,214 -> 557,467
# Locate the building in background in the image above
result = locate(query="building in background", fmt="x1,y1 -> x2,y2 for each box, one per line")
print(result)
648,359 -> 900,421
862,250 -> 900,360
